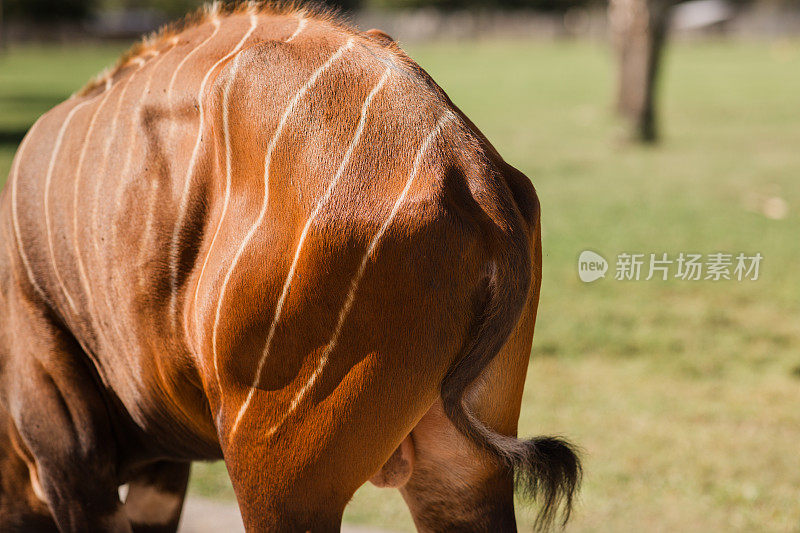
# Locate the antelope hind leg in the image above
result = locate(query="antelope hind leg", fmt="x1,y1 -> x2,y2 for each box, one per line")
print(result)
123,461 -> 190,533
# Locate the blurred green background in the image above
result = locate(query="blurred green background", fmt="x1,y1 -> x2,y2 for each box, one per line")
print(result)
1,4 -> 799,532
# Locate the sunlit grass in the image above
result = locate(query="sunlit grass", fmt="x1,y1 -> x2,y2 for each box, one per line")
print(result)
1,38 -> 799,531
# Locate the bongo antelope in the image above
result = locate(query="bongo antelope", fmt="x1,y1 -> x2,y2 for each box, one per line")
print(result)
0,3 -> 580,531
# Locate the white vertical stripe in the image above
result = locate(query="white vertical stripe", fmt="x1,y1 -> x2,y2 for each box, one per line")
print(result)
115,40 -> 179,270
136,22 -> 222,291
85,54 -> 154,351
165,21 -> 221,141
187,15 -> 306,335
94,50 -> 168,352
213,51 -> 377,400
90,60 -> 150,261
228,112 -> 450,444
72,80 -> 119,321
206,49 -> 246,386
134,38 -> 181,258
10,122 -> 47,302
244,0 -> 259,15
43,99 -> 95,314
168,14 -> 258,326
112,49 -> 165,212
285,17 -> 307,43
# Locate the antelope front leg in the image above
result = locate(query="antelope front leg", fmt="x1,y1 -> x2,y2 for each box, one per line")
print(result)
1,299 -> 130,532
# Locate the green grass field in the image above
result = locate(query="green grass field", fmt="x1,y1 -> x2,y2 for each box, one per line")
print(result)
2,38 -> 799,531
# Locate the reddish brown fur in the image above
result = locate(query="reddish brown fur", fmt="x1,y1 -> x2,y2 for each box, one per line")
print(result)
0,2 -> 579,531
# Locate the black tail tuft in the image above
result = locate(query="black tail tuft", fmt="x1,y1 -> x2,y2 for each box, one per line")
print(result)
513,436 -> 582,531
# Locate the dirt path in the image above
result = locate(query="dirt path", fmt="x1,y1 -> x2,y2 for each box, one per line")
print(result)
178,496 -> 394,533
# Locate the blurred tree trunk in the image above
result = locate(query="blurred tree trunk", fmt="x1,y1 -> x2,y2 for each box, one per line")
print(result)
609,0 -> 672,142
0,0 -> 5,51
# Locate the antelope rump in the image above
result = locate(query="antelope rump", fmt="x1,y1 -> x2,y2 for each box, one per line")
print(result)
0,2 -> 580,531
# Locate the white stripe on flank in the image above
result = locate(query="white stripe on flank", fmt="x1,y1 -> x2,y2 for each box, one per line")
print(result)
217,50 -> 377,411
90,59 -> 150,261
120,40 -> 179,266
192,19 -> 342,332
186,16 -> 305,337
167,14 -> 258,326
43,98 -> 95,314
84,52 -> 155,350
11,122 -> 47,301
132,40 -> 181,274
72,86 -> 116,318
142,21 -> 221,275
228,107 -> 449,446
95,50 -> 167,349
112,48 -> 166,212
207,50 -> 247,385
244,0 -> 259,15
285,17 -> 307,43
166,20 -> 222,135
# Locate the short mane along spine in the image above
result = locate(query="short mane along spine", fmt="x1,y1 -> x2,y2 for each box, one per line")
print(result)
77,1 -> 358,97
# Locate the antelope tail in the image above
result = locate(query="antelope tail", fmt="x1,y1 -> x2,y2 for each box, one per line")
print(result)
439,214 -> 582,532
